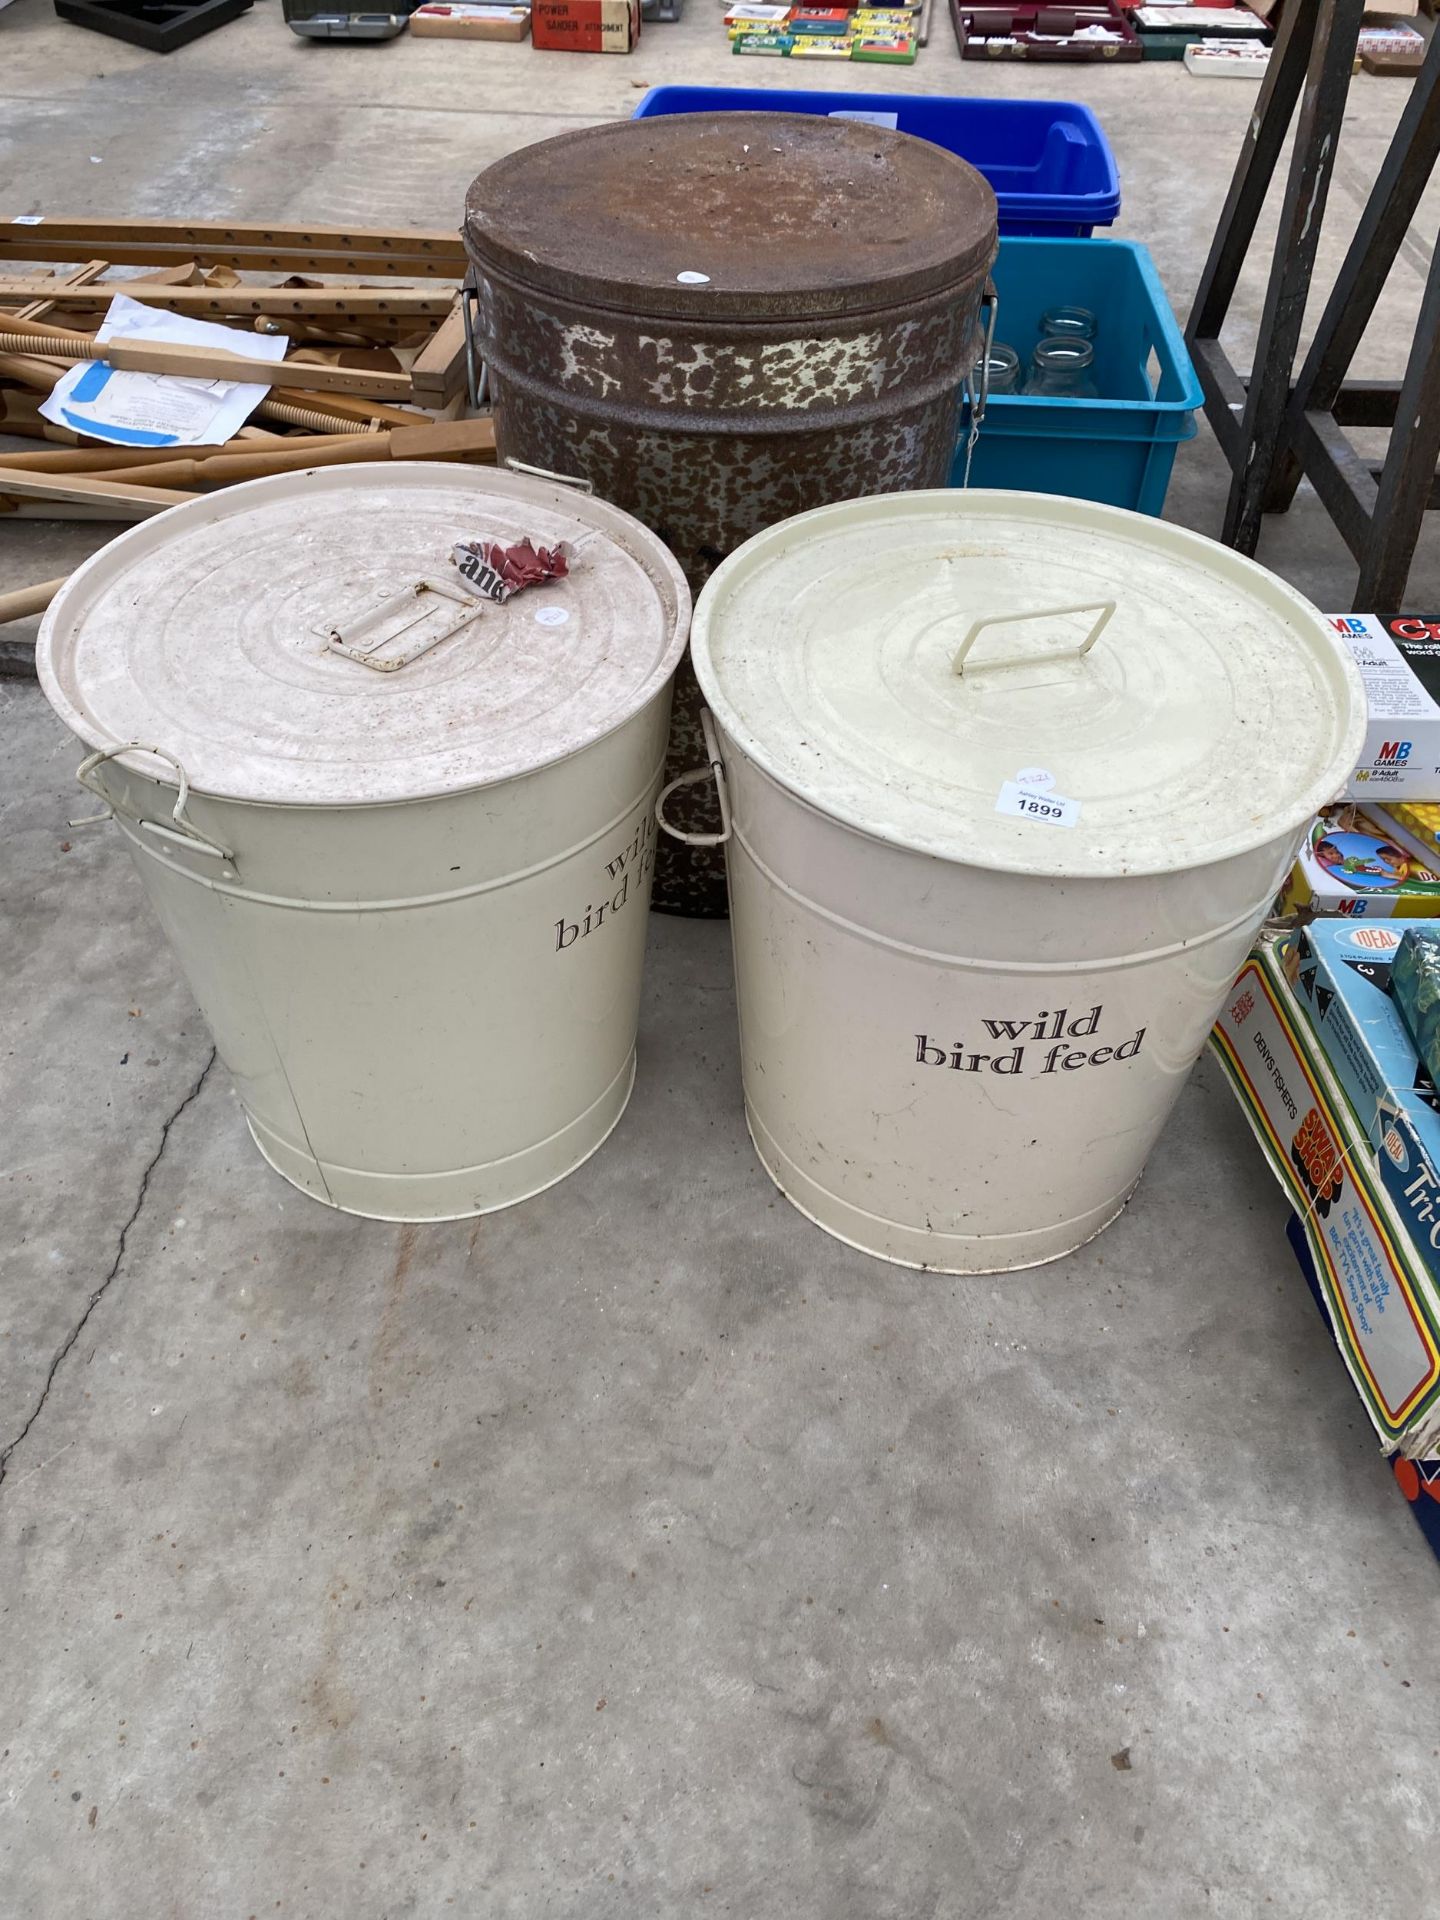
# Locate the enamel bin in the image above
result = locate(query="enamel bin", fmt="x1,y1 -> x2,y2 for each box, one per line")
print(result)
668,490 -> 1366,1273
38,464 -> 690,1221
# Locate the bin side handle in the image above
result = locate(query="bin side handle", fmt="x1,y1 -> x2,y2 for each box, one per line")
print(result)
655,709 -> 732,848
502,456 -> 595,496
952,600 -> 1116,678
74,743 -> 234,865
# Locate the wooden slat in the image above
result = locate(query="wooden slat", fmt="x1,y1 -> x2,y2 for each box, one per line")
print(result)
0,499 -> 182,521
7,259 -> 109,324
0,244 -> 462,280
410,299 -> 468,404
0,281 -> 454,317
0,219 -> 465,277
0,468 -> 196,505
0,441 -> 350,472
75,417 -> 496,489
105,338 -> 414,399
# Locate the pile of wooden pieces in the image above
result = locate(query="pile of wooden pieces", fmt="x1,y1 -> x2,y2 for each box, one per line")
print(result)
0,218 -> 495,640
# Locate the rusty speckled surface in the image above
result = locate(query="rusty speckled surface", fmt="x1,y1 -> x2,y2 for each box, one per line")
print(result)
464,114 -> 997,322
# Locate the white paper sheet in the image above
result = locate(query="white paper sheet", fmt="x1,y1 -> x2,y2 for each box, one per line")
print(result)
40,294 -> 289,448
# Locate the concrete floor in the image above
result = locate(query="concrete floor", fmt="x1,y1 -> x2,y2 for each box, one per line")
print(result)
4,7 -> 1440,1916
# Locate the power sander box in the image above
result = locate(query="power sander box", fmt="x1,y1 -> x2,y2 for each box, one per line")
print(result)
532,0 -> 638,48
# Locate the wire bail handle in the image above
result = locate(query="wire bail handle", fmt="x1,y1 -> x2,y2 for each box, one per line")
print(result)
73,742 -> 235,867
655,709 -> 732,848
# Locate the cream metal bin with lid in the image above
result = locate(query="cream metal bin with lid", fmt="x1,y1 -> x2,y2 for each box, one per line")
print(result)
38,464 -> 691,1222
664,490 -> 1366,1274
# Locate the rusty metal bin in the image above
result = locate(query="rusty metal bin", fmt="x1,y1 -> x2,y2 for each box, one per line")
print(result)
465,113 -> 997,915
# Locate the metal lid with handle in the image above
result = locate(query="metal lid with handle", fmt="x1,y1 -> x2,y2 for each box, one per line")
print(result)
686,490 -> 1366,880
37,463 -> 690,809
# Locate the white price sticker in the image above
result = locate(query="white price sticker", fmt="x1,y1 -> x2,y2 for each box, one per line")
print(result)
533,605 -> 570,628
995,779 -> 1080,827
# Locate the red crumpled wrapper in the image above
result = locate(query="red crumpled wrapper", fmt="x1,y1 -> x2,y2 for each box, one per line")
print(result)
452,537 -> 569,605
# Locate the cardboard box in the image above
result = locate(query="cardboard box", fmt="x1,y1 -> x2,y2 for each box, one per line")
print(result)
532,0 -> 637,49
1286,1214 -> 1440,1564
1329,614 -> 1440,799
1379,800 -> 1440,870
791,28 -> 853,47
852,27 -> 916,54
731,25 -> 793,44
1133,3 -> 1266,25
1357,19 -> 1424,51
1184,37 -> 1269,69
723,1 -> 790,24
1275,802 -> 1440,921
1210,937 -> 1440,1455
1292,920 -> 1440,1287
410,1 -> 530,33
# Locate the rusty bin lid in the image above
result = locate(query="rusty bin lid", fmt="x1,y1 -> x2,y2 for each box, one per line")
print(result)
464,114 -> 997,323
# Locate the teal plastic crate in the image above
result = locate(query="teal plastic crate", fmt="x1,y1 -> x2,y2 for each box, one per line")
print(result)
955,237 -> 1200,517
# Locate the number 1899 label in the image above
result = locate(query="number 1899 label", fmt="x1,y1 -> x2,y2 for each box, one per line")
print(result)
995,778 -> 1080,827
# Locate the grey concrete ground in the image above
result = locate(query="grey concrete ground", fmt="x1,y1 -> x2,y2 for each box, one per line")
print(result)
4,6 -> 1440,1916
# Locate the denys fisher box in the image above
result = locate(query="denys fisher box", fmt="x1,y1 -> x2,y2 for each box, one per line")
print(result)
1214,933 -> 1440,1457
665,490 -> 1364,1274
1292,917 -> 1440,1292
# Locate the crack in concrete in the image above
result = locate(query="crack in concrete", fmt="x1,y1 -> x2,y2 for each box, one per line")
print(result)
0,1047 -> 217,1495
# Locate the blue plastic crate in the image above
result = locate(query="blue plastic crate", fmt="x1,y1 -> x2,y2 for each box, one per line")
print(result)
956,237 -> 1201,518
631,86 -> 1119,238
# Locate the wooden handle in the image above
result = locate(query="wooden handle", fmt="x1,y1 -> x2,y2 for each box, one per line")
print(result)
0,575 -> 67,624
0,349 -> 69,391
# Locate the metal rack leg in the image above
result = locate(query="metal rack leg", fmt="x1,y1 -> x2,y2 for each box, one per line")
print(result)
1356,246 -> 1440,608
1220,0 -> 1367,554
1268,28 -> 1440,516
1188,0 -> 1317,353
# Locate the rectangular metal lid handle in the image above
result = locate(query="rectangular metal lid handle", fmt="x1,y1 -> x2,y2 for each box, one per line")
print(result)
953,600 -> 1116,678
326,578 -> 483,673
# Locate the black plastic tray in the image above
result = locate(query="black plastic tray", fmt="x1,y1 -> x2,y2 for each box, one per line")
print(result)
54,0 -> 253,51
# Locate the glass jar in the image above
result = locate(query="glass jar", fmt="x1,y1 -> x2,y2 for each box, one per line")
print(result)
973,341 -> 1021,396
1039,304 -> 1097,344
1025,337 -> 1099,399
